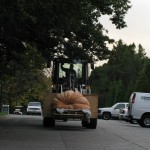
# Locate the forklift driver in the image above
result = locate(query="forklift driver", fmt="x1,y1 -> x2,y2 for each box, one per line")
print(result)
61,63 -> 76,80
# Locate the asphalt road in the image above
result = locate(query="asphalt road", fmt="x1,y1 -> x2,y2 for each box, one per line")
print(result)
0,115 -> 150,150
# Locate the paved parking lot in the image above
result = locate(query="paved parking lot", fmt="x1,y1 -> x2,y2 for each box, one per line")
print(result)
0,115 -> 149,150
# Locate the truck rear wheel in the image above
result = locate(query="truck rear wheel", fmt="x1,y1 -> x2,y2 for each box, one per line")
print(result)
43,117 -> 55,127
81,120 -> 88,127
86,118 -> 97,129
139,115 -> 150,127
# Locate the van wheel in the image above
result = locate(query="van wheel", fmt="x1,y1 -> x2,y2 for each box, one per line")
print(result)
102,112 -> 111,120
139,115 -> 150,127
86,118 -> 97,129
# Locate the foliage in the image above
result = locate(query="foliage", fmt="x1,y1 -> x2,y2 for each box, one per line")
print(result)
135,59 -> 150,92
90,40 -> 149,107
1,68 -> 51,107
0,0 -> 131,108
0,112 -> 8,116
0,1 -> 131,65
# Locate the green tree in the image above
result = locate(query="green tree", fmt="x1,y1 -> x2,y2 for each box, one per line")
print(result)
1,0 -> 131,69
114,80 -> 126,103
135,59 -> 150,92
2,67 -> 51,107
90,40 -> 149,107
106,81 -> 116,106
0,0 -> 131,109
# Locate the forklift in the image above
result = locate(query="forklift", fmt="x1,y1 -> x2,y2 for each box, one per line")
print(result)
42,58 -> 98,129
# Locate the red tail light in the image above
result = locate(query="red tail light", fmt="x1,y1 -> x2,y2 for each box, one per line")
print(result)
132,93 -> 136,103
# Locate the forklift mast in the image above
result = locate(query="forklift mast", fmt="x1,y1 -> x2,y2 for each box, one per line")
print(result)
51,58 -> 94,93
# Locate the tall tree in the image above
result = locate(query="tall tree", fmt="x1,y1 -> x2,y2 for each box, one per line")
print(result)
135,59 -> 150,92
0,0 -> 131,69
2,68 -> 51,107
0,0 -> 131,109
90,40 -> 148,107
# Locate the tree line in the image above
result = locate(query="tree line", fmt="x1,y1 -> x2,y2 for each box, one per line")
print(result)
90,40 -> 150,107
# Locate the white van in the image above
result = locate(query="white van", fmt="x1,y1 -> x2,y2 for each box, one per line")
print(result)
128,92 -> 150,127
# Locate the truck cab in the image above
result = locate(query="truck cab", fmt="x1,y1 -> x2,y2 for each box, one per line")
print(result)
51,58 -> 94,93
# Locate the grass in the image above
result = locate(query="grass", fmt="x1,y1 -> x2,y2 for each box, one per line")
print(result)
0,112 -> 8,117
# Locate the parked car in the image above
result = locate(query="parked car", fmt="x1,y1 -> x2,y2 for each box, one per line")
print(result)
118,107 -> 137,124
98,102 -> 129,120
118,107 -> 128,120
14,106 -> 24,115
27,102 -> 42,115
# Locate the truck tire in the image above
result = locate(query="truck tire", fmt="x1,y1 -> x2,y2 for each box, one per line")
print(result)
43,117 -> 55,127
63,119 -> 67,122
81,120 -> 88,127
86,118 -> 97,129
102,112 -> 111,120
139,114 -> 150,127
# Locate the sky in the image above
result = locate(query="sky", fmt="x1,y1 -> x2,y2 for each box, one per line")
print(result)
97,0 -> 150,66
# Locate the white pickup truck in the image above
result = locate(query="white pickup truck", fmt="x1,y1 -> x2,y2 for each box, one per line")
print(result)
98,102 -> 129,120
27,102 -> 42,115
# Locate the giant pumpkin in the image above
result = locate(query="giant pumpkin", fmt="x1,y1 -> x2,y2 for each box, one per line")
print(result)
53,90 -> 90,109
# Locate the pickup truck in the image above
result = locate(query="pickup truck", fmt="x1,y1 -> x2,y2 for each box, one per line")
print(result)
27,102 -> 42,115
98,102 -> 129,120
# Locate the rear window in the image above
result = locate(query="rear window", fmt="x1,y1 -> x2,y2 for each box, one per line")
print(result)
28,102 -> 41,106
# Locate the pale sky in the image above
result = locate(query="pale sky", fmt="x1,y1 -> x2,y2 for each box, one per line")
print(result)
99,0 -> 150,63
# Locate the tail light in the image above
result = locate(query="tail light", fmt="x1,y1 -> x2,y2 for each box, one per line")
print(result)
132,93 -> 136,103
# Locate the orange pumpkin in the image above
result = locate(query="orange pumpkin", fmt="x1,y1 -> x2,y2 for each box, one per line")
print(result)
53,90 -> 90,109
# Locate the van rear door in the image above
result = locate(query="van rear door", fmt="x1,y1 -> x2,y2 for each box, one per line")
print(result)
128,92 -> 136,118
